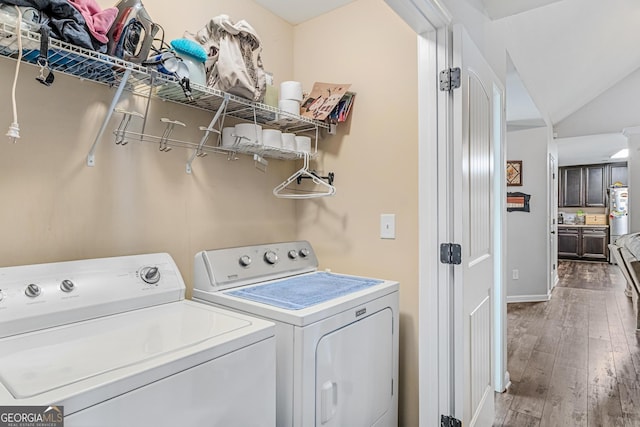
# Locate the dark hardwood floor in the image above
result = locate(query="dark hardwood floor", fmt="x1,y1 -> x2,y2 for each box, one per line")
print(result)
493,260 -> 640,427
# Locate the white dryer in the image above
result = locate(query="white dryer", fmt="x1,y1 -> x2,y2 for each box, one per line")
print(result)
0,253 -> 276,427
193,241 -> 399,427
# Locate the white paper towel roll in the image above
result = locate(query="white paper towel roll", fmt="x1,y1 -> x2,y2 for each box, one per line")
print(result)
234,123 -> 262,145
279,99 -> 301,116
295,135 -> 311,153
263,129 -> 282,148
282,133 -> 296,151
280,81 -> 303,101
221,127 -> 236,147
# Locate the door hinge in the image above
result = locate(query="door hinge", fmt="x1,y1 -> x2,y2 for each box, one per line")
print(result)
440,243 -> 462,265
439,67 -> 461,91
441,415 -> 462,427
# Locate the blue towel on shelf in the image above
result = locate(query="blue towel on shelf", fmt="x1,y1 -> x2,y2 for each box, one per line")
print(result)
226,272 -> 384,310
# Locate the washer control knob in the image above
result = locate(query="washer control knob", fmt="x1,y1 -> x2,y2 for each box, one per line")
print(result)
264,250 -> 278,265
239,255 -> 252,267
25,283 -> 41,298
140,266 -> 161,285
288,250 -> 298,260
299,248 -> 310,258
60,279 -> 75,292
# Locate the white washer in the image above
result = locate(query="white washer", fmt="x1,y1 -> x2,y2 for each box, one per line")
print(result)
193,241 -> 399,427
0,253 -> 276,427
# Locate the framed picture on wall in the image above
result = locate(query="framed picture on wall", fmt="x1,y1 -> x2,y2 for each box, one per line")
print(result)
506,160 -> 522,186
507,192 -> 531,212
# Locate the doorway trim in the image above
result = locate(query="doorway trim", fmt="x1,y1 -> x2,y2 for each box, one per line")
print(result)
416,25 -> 453,426
385,0 -> 507,425
493,84 -> 508,393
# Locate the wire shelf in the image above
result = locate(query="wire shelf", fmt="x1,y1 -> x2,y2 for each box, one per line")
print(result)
115,129 -> 310,161
0,20 -> 330,134
0,17 -> 335,195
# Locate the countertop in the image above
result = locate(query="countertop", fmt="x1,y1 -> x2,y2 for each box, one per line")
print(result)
558,224 -> 609,228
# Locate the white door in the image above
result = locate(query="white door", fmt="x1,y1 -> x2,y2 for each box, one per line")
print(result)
381,3 -> 507,425
451,25 -> 501,427
549,154 -> 558,292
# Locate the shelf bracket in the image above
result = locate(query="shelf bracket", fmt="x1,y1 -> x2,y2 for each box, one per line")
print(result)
159,118 -> 186,152
186,95 -> 230,174
254,154 -> 268,173
113,108 -> 144,145
87,68 -> 132,167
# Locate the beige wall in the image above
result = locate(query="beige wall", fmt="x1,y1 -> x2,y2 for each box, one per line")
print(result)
0,0 -> 296,290
293,1 -> 420,425
1,0 -> 420,424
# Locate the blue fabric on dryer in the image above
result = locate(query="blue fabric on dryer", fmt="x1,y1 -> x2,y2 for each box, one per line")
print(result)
226,272 -> 383,310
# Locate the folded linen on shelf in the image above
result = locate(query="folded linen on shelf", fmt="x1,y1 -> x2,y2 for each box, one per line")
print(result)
0,4 -> 40,49
67,0 -> 117,44
0,0 -> 108,52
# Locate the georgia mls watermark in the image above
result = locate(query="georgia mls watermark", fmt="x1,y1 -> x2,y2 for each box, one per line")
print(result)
0,406 -> 63,427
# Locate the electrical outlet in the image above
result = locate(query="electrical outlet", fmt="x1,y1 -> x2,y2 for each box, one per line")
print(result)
512,269 -> 519,280
380,214 -> 396,239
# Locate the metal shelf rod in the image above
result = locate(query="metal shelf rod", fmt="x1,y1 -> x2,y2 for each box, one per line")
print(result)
186,95 -> 230,174
86,68 -> 131,167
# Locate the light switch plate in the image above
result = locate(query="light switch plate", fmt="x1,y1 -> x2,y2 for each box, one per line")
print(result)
380,214 -> 396,239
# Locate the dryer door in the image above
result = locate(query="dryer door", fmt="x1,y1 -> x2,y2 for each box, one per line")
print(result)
315,308 -> 394,426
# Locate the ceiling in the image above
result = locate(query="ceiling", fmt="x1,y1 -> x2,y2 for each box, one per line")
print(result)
483,0 -> 562,20
495,0 -> 640,165
499,0 -> 640,125
252,0 -> 356,25
556,134 -> 628,167
254,0 -> 640,165
505,56 -> 545,131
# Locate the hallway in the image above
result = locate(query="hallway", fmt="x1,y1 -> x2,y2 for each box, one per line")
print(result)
493,261 -> 640,426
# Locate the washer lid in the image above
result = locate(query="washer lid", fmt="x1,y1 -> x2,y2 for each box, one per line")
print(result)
0,301 -> 261,400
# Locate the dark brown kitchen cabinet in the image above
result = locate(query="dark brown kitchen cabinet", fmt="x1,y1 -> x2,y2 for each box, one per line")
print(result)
609,162 -> 628,186
560,167 -> 584,207
559,163 -> 614,207
581,227 -> 609,260
584,164 -> 607,207
558,226 -> 609,261
558,227 -> 580,258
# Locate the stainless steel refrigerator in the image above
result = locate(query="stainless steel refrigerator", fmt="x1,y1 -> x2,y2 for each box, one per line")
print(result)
609,187 -> 629,244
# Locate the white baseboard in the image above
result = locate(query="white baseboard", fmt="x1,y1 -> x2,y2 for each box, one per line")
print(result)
507,293 -> 551,303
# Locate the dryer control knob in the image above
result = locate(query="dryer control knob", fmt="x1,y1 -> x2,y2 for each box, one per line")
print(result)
239,255 -> 252,267
25,283 -> 41,298
60,279 -> 75,292
264,251 -> 278,265
288,250 -> 298,259
140,266 -> 161,285
299,248 -> 310,258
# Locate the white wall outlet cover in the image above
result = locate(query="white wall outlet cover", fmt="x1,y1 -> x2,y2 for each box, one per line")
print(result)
380,214 -> 396,239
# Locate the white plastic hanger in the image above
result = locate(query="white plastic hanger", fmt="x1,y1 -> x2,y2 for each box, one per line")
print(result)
273,153 -> 336,199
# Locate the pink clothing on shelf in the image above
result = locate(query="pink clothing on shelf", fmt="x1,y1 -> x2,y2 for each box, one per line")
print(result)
67,0 -> 118,44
